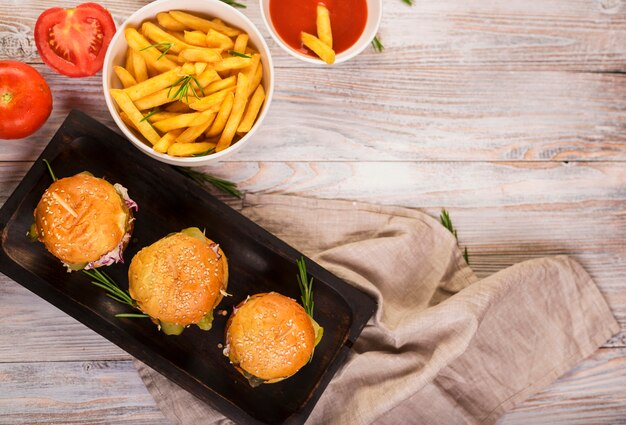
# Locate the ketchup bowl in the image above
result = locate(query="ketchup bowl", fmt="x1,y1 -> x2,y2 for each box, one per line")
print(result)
260,0 -> 382,65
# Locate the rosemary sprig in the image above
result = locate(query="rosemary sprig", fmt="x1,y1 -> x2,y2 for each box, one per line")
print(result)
140,41 -> 174,61
296,257 -> 314,318
43,159 -> 57,181
220,0 -> 246,8
440,209 -> 469,264
82,269 -> 148,318
176,166 -> 243,199
228,50 -> 251,58
371,36 -> 384,53
168,75 -> 205,103
139,108 -> 160,123
192,147 -> 216,157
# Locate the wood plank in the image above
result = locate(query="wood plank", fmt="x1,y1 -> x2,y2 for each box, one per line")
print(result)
1,350 -> 625,425
1,67 -> 626,161
2,0 -> 626,72
0,360 -> 168,424
498,348 -> 626,424
0,277 -> 130,362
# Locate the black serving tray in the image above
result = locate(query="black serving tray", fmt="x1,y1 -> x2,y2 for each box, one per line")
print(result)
0,110 -> 376,424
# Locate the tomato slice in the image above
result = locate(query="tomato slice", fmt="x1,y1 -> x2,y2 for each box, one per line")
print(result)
0,61 -> 53,139
35,2 -> 116,78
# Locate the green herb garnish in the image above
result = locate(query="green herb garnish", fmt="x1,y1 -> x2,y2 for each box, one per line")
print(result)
168,74 -> 205,103
176,167 -> 243,199
440,209 -> 469,264
220,0 -> 246,8
228,50 -> 251,58
192,147 -> 216,157
296,257 -> 315,318
402,0 -> 414,5
139,108 -> 160,123
371,36 -> 384,53
141,42 -> 174,61
82,269 -> 148,318
43,159 -> 57,182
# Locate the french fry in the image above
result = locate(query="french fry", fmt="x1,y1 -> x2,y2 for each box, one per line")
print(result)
188,87 -> 235,111
142,22 -> 190,54
301,31 -> 335,64
178,47 -> 223,63
247,61 -> 263,98
316,4 -> 333,48
214,56 -> 252,72
204,75 -> 236,95
157,12 -> 187,31
147,111 -> 180,122
168,141 -> 216,157
232,33 -> 249,54
195,62 -> 208,74
119,111 -> 137,131
132,50 -> 149,82
206,91 -> 234,137
242,54 -> 260,91
184,30 -> 208,47
110,89 -> 161,145
205,29 -> 234,50
125,28 -> 178,72
153,112 -> 205,133
153,129 -> 183,153
123,66 -> 182,101
114,65 -> 138,88
175,111 -> 217,143
165,101 -> 193,113
237,85 -> 265,133
125,48 -> 135,78
133,69 -> 220,110
165,53 -> 183,64
216,73 -> 248,151
169,10 -> 241,38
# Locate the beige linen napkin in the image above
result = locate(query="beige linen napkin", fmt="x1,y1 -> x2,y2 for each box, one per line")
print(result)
135,194 -> 618,424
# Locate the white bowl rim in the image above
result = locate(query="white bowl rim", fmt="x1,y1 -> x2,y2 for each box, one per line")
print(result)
102,0 -> 275,166
259,0 -> 382,65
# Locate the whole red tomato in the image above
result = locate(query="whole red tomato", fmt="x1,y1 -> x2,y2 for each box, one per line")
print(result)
0,61 -> 53,140
35,3 -> 116,78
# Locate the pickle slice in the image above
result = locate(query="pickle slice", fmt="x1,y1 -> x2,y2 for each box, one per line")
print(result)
311,317 -> 324,347
196,310 -> 214,331
181,227 -> 206,241
27,223 -> 39,241
160,321 -> 184,335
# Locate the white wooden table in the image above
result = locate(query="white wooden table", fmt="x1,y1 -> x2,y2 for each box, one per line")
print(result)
1,0 -> 626,423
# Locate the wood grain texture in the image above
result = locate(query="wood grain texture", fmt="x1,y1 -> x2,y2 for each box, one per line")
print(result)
498,348 -> 626,424
0,360 -> 169,424
1,0 -> 626,423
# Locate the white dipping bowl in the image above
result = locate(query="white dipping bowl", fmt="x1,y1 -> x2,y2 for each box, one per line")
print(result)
259,0 -> 382,65
103,0 -> 274,167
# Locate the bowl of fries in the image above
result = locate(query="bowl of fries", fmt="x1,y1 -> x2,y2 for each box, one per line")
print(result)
103,0 -> 274,166
259,0 -> 382,65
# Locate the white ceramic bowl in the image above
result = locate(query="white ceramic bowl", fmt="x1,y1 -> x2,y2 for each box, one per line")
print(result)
259,0 -> 382,65
103,0 -> 274,167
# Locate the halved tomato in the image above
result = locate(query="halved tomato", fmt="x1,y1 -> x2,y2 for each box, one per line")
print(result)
35,2 -> 116,78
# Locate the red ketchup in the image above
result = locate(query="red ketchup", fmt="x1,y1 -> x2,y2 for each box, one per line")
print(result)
269,0 -> 368,57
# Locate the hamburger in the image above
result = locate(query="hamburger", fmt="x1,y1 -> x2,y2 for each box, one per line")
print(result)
31,172 -> 137,271
128,227 -> 228,335
224,292 -> 323,387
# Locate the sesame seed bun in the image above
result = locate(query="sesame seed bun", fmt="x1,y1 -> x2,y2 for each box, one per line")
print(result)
128,231 -> 228,327
33,173 -> 133,267
225,292 -> 315,383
